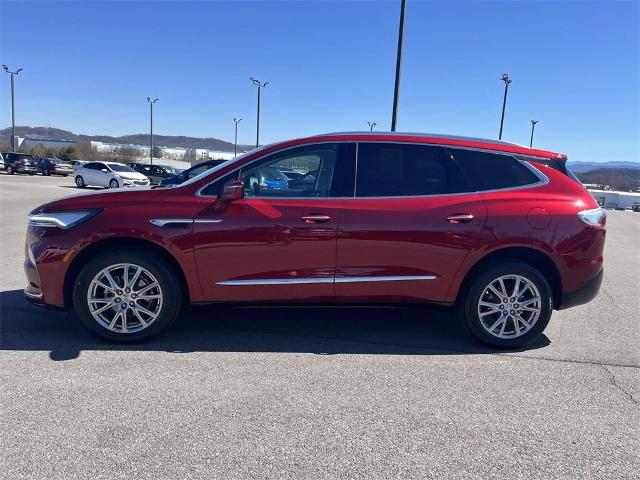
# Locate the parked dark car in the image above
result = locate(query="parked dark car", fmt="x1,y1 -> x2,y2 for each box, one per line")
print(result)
25,132 -> 606,348
129,163 -> 183,185
158,159 -> 228,186
37,157 -> 73,176
1,152 -> 38,175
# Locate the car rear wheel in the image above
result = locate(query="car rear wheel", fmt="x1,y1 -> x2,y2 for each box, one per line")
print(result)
44,169 -> 51,176
109,179 -> 119,189
75,176 -> 85,188
72,249 -> 183,342
463,262 -> 552,348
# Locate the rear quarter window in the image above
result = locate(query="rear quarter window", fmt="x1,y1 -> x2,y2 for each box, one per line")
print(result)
450,149 -> 540,191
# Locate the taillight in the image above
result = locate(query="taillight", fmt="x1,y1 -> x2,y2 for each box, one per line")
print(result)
578,207 -> 606,227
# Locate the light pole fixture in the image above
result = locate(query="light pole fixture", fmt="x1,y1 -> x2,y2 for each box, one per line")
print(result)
233,118 -> 242,157
368,121 -> 377,132
146,97 -> 158,164
250,77 -> 268,148
498,73 -> 512,140
2,64 -> 23,152
529,120 -> 539,148
391,0 -> 407,132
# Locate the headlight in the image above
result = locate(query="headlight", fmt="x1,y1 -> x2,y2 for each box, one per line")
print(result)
28,209 -> 101,229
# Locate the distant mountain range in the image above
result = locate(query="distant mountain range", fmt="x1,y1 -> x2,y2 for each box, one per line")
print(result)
0,126 -> 253,152
567,161 -> 640,172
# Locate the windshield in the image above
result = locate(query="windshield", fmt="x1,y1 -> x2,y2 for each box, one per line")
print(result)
109,164 -> 135,172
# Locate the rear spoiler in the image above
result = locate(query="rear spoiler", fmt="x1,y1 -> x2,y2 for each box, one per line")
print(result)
516,154 -> 581,184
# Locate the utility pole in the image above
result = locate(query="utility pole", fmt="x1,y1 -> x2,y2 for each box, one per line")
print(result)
233,118 -> 242,157
391,0 -> 406,132
498,73 -> 512,140
529,120 -> 539,148
146,97 -> 158,164
250,77 -> 268,148
367,121 -> 377,132
2,65 -> 23,151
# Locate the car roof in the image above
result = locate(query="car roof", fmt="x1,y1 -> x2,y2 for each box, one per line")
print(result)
298,131 -> 565,159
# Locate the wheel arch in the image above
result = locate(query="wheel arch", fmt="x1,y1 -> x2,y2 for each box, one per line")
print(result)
63,237 -> 190,308
456,247 -> 563,309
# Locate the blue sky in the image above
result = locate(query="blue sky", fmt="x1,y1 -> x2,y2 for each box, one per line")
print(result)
1,0 -> 638,162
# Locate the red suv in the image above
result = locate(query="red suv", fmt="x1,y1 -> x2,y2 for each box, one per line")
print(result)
24,133 -> 606,347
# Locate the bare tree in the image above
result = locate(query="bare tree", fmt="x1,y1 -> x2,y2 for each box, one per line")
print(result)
115,147 -> 142,164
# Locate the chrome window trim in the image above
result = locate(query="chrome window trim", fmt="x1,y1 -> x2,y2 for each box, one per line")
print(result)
216,275 -> 437,286
194,139 -> 549,200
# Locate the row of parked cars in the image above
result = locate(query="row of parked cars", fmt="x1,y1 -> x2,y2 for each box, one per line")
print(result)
0,151 -> 229,188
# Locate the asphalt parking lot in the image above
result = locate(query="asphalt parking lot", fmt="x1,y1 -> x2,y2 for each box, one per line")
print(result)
1,172 -> 638,479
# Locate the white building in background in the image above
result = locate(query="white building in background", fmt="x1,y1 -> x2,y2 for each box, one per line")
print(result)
90,141 -> 238,161
587,189 -> 640,209
17,137 -> 76,150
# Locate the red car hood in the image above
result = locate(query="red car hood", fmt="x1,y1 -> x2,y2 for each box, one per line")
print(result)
33,188 -> 162,213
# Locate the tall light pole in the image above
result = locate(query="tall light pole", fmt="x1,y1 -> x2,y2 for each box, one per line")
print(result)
367,121 -> 377,132
233,118 -> 242,157
391,0 -> 407,132
250,77 -> 268,148
146,97 -> 158,164
498,73 -> 512,140
529,120 -> 539,148
2,65 -> 23,151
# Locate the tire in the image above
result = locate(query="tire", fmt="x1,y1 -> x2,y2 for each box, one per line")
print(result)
462,262 -> 552,348
62,174 -> 68,177
44,169 -> 51,176
75,176 -> 85,188
109,179 -> 119,189
72,249 -> 184,342
7,165 -> 14,175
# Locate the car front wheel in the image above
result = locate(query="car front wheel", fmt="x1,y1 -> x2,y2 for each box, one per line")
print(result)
72,249 -> 183,342
463,262 -> 552,348
109,179 -> 119,189
75,176 -> 85,188
7,165 -> 14,175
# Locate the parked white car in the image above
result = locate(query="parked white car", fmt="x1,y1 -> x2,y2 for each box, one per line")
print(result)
74,161 -> 150,189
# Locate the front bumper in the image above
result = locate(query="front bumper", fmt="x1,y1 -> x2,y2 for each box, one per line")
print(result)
558,269 -> 603,310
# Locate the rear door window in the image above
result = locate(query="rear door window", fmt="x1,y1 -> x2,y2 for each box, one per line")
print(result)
450,149 -> 540,191
355,143 -> 473,197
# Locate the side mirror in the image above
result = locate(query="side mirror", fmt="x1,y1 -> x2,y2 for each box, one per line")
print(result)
101,169 -> 108,173
221,179 -> 244,201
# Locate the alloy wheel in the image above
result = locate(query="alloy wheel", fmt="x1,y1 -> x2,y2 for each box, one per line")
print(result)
86,263 -> 163,334
477,274 -> 542,339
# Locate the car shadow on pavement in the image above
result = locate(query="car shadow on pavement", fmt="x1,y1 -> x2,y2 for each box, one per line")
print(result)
0,289 -> 550,361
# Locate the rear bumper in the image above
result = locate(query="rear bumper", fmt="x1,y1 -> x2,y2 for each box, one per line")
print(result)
558,269 -> 603,310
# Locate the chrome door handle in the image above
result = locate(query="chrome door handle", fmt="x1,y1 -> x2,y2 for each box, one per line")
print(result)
301,214 -> 331,224
446,214 -> 474,224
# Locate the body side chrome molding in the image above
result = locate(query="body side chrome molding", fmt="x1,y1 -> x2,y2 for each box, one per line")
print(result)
334,275 -> 437,283
216,277 -> 334,286
216,275 -> 437,286
194,218 -> 224,224
149,218 -> 194,227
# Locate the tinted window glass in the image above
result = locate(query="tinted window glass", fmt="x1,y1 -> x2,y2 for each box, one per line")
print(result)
451,149 -> 540,191
84,162 -> 101,170
355,143 -> 472,197
240,144 -> 340,198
